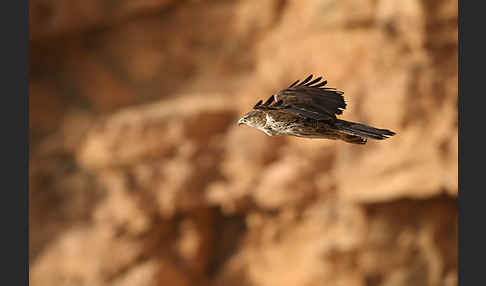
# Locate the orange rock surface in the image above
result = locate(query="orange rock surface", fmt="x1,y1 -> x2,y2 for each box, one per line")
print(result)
30,1 -> 457,285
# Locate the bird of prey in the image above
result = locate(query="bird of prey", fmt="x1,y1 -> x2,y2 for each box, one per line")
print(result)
237,74 -> 396,144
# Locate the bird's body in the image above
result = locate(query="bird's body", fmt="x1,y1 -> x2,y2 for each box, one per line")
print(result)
241,109 -> 369,144
238,75 -> 396,144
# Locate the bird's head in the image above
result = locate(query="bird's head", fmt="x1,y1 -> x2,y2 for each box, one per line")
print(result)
237,110 -> 267,129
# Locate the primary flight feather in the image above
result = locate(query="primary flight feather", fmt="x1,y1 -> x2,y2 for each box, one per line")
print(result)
237,74 -> 396,144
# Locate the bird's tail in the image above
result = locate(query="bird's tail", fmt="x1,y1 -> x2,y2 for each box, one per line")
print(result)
334,119 -> 396,140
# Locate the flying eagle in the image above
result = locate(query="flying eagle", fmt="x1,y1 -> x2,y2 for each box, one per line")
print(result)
237,74 -> 396,144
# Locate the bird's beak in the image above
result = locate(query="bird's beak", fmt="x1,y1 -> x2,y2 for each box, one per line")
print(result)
237,118 -> 244,126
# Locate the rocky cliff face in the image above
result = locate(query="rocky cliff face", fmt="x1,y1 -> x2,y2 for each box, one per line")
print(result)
30,0 -> 457,285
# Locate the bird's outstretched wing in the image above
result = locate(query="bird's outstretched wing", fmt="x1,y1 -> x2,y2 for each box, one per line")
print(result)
254,74 -> 346,121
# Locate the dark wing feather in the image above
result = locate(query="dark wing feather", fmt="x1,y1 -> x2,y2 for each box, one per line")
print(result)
310,80 -> 327,88
305,76 -> 323,87
268,75 -> 346,121
253,100 -> 263,109
262,95 -> 275,106
298,74 -> 314,86
252,95 -> 275,110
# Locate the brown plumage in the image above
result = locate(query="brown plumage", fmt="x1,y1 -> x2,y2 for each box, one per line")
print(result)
237,75 -> 396,144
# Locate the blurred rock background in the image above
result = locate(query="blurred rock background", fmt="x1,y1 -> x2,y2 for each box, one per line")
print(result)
29,0 -> 457,285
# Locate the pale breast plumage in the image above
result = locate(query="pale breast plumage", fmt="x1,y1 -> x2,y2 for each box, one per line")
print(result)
264,112 -> 307,136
